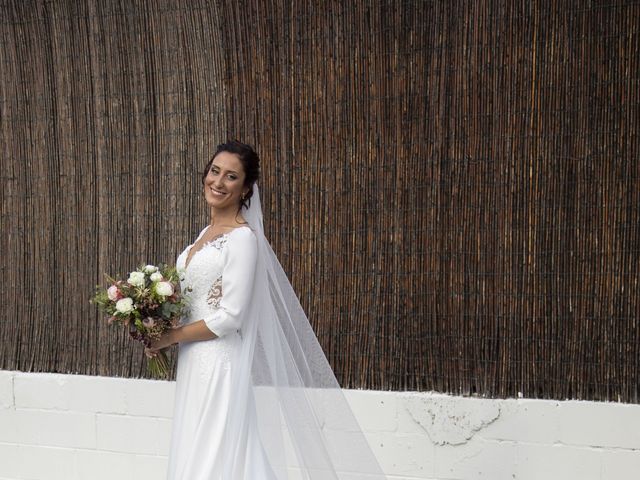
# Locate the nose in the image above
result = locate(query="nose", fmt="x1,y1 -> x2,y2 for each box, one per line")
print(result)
213,176 -> 225,189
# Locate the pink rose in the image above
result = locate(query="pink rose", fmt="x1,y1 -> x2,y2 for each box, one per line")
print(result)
107,285 -> 123,301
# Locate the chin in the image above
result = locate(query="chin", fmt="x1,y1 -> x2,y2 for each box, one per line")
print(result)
205,192 -> 237,209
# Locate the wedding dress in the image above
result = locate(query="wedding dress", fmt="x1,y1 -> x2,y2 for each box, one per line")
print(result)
169,225 -> 277,479
167,185 -> 387,479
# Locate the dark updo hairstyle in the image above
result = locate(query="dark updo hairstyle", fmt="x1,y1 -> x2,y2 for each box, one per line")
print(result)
201,140 -> 261,211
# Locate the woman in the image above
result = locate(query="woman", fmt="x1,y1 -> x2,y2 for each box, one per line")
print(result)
150,140 -> 386,479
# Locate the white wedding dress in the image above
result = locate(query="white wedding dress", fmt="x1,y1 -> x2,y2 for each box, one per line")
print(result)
167,224 -> 277,480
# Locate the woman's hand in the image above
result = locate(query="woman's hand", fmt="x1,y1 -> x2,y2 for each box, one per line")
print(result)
144,321 -> 217,357
145,328 -> 181,358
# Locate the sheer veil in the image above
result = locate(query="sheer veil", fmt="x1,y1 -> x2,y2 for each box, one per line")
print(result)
220,183 -> 387,479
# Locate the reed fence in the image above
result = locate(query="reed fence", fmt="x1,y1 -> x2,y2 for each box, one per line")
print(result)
1,0 -> 638,401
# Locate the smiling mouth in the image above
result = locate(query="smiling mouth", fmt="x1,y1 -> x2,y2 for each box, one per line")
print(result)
210,187 -> 227,196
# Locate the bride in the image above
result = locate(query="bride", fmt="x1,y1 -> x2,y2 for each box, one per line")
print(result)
149,140 -> 386,479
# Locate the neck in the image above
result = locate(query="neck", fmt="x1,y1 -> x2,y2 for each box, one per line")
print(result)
209,205 -> 243,227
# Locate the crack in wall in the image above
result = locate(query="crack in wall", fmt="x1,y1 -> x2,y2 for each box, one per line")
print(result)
401,393 -> 502,446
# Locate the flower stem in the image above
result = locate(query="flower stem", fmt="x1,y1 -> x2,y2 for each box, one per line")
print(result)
147,350 -> 169,379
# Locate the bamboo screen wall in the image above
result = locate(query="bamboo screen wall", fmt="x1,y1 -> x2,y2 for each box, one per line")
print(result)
1,1 -> 638,401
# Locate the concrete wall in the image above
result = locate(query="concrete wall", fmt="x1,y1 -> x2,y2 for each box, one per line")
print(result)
0,370 -> 639,480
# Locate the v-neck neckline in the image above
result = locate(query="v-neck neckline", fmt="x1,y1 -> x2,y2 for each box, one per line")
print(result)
184,225 -> 249,270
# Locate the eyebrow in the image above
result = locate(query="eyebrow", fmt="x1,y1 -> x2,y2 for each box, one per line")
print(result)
211,163 -> 239,174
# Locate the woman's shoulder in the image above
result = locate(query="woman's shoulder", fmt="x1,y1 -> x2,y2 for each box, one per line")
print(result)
225,225 -> 258,264
227,224 -> 257,245
229,224 -> 254,236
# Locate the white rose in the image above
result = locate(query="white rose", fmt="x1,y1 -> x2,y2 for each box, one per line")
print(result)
127,271 -> 146,287
115,297 -> 134,314
155,281 -> 174,297
143,264 -> 158,274
176,267 -> 186,282
150,272 -> 163,282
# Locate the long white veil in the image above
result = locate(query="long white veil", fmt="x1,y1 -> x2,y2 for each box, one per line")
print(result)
219,184 -> 387,478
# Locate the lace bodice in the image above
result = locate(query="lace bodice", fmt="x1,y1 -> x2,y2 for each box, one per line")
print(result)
175,225 -> 258,338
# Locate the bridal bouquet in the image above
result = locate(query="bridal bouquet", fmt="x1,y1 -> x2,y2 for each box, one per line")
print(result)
91,263 -> 190,378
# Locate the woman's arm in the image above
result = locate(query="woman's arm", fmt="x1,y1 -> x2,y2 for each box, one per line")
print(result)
201,228 -> 258,337
149,320 -> 217,352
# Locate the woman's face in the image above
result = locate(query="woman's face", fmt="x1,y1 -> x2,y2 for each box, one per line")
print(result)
203,151 -> 248,210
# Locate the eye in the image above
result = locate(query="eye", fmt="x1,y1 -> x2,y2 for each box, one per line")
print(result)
228,174 -> 237,180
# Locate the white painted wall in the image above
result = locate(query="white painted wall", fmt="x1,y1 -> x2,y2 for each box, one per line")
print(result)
1,370 -> 639,480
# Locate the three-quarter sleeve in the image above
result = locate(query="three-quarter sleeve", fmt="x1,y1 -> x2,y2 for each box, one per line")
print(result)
204,228 -> 258,337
